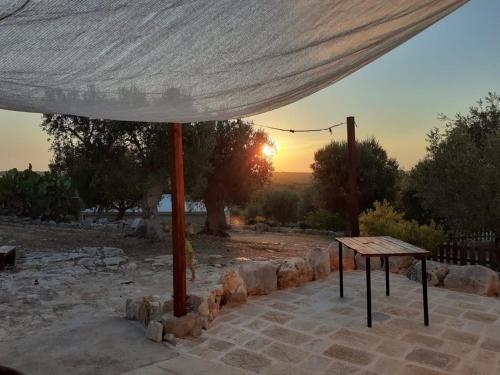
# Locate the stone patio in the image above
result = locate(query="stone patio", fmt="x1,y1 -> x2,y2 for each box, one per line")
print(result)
124,270 -> 500,375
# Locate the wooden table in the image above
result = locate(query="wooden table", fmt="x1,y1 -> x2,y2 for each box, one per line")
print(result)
335,236 -> 431,327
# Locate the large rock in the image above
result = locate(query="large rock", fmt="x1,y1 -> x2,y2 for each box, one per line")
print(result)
80,247 -> 99,257
406,260 -> 448,285
254,223 -> 270,233
355,253 -> 383,271
161,312 -> 203,338
100,247 -> 125,258
137,295 -> 162,326
387,256 -> 414,273
207,284 -> 225,321
238,261 -> 278,295
103,256 -> 128,267
445,265 -> 499,297
277,257 -> 313,289
145,321 -> 164,342
218,268 -> 247,305
328,242 -> 356,271
306,248 -> 331,280
125,297 -> 142,320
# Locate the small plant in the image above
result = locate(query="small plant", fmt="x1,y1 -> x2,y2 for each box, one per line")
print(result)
360,200 -> 445,254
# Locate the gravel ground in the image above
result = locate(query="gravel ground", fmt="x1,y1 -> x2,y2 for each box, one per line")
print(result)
0,222 -> 334,343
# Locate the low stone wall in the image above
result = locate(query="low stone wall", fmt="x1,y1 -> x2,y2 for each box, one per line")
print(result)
126,243 -> 342,342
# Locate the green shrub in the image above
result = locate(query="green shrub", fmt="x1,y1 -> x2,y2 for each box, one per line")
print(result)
0,165 -> 79,220
262,190 -> 298,225
297,185 -> 318,219
360,200 -> 445,254
244,200 -> 263,224
303,209 -> 345,231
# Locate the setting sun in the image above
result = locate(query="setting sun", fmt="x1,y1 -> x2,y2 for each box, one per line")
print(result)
262,144 -> 277,158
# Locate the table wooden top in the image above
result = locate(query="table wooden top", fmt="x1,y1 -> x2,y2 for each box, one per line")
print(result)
335,236 -> 431,257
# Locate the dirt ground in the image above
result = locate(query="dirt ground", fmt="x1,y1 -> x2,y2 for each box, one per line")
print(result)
0,222 -> 332,262
0,222 -> 333,374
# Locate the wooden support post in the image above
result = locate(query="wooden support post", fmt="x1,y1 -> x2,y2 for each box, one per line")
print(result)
170,122 -> 187,317
347,116 -> 360,237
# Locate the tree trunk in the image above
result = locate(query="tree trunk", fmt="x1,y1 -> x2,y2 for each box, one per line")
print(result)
115,206 -> 127,221
203,190 -> 229,236
140,183 -> 166,241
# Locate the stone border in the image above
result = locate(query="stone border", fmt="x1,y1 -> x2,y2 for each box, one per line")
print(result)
125,243 -> 345,341
249,222 -> 343,236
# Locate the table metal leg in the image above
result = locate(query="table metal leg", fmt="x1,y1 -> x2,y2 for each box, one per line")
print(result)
421,256 -> 429,326
385,256 -> 390,296
339,243 -> 343,298
366,257 -> 372,327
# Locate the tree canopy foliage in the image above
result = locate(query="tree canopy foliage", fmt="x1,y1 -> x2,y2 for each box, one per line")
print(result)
41,116 -> 272,236
403,93 -> 500,232
261,190 -> 298,225
0,164 -> 78,220
199,120 -> 273,234
311,138 -> 399,223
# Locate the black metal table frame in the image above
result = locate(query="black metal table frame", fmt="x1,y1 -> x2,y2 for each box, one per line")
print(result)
338,242 -> 429,328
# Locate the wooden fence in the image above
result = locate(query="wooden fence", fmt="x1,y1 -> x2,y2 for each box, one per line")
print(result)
432,232 -> 500,272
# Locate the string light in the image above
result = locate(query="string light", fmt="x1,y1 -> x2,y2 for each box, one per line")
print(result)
250,121 -> 346,134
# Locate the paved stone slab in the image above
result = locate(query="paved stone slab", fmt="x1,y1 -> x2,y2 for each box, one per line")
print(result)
371,356 -> 404,375
442,328 -> 479,345
244,336 -> 273,351
262,324 -> 312,345
462,310 -> 498,323
325,360 -> 360,375
398,364 -> 449,375
287,319 -> 319,332
480,337 -> 500,353
121,364 -> 177,375
260,310 -> 295,324
375,338 -> 412,358
401,332 -> 444,349
156,354 -> 214,374
245,319 -> 270,331
323,344 -> 375,366
298,354 -> 332,372
221,348 -> 271,372
330,328 -> 381,349
206,338 -> 233,352
263,342 -> 309,363
405,348 -> 459,371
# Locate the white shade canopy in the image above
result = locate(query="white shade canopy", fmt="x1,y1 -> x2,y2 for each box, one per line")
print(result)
0,0 -> 467,122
